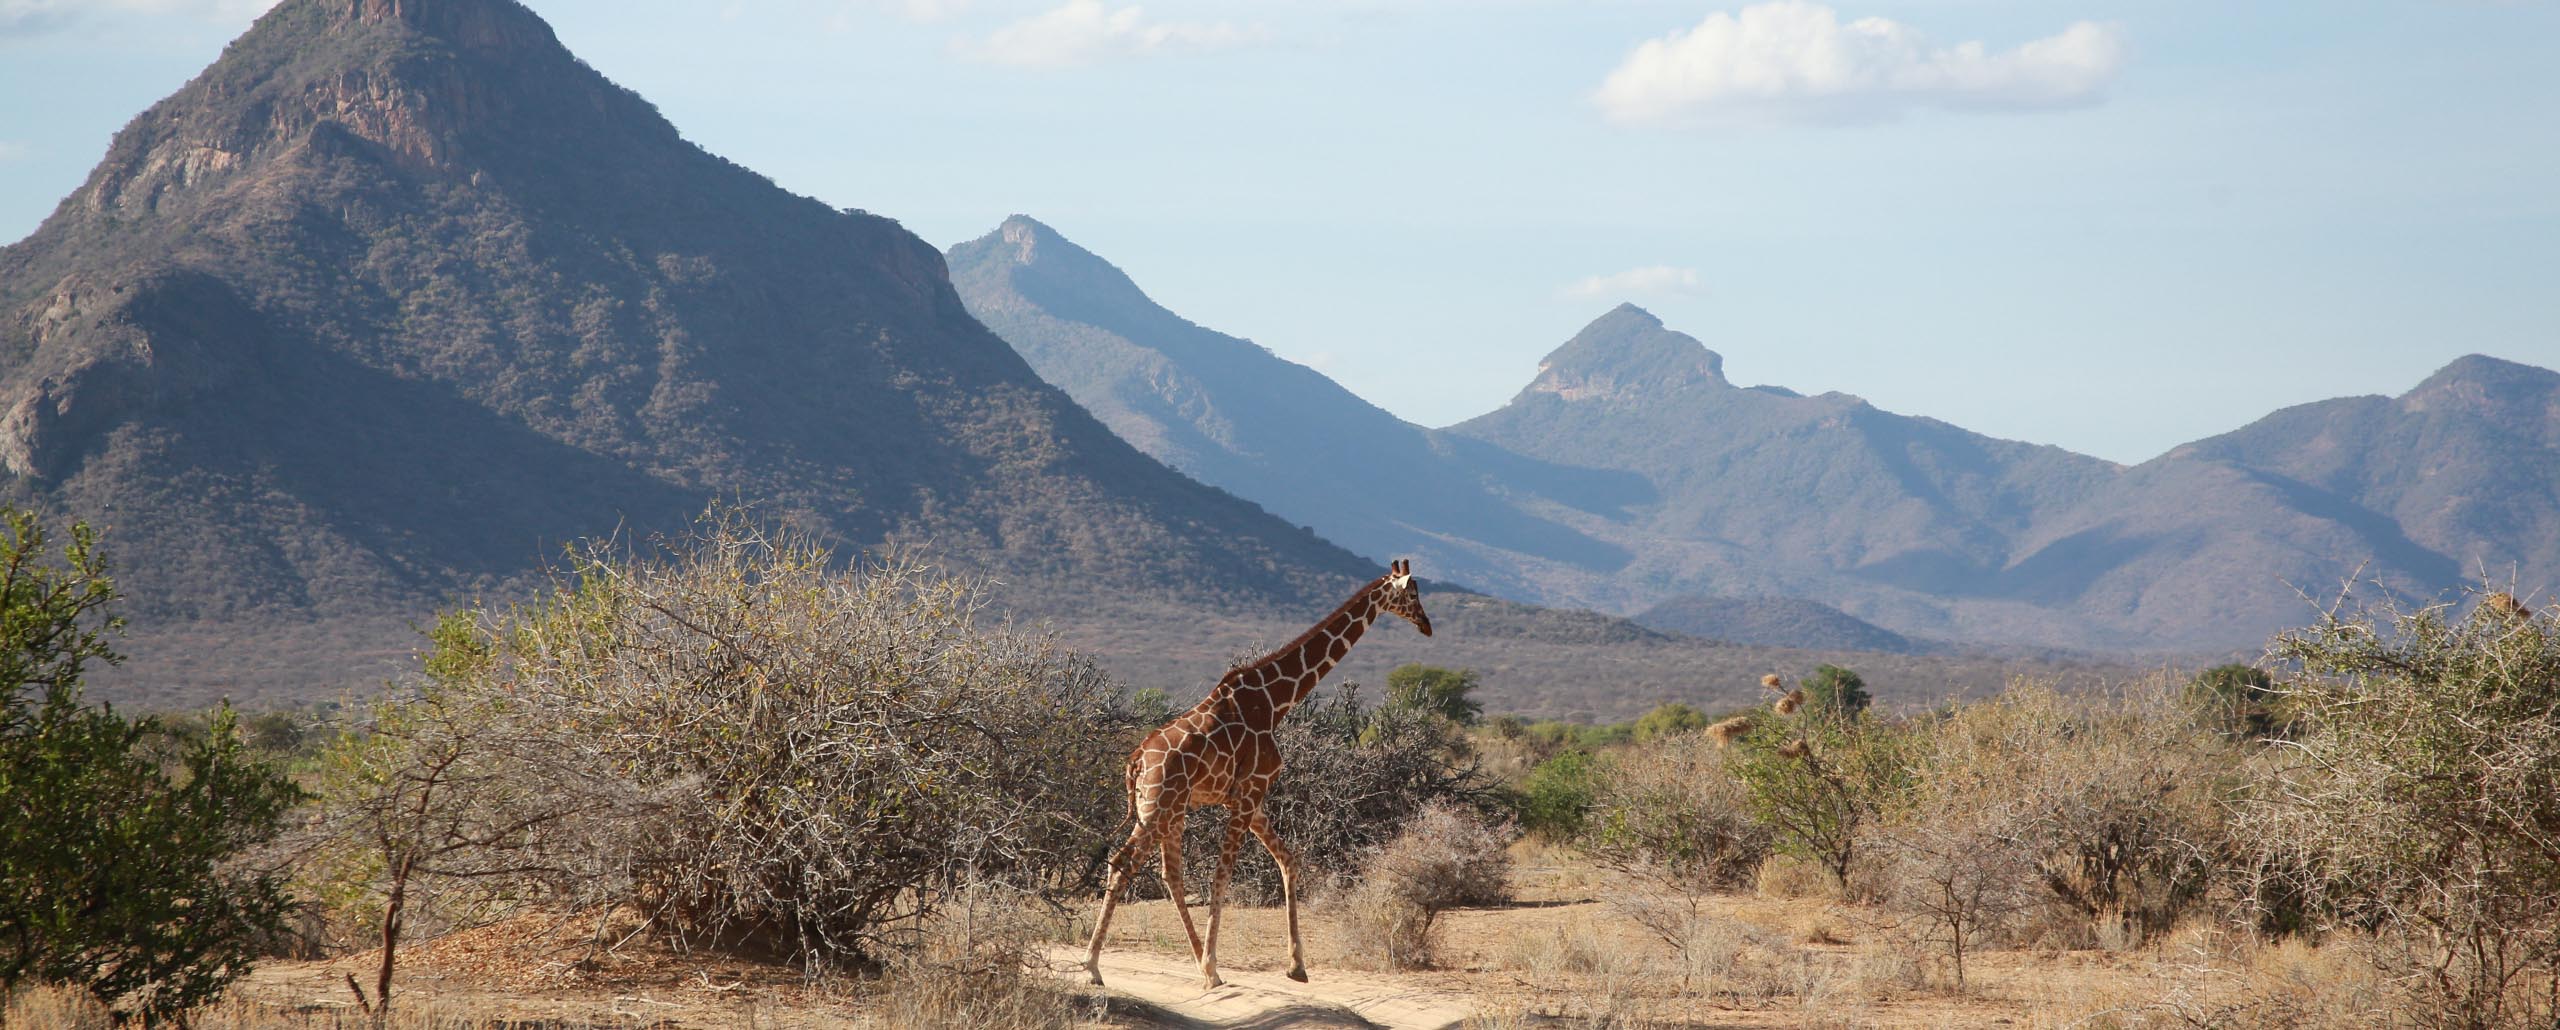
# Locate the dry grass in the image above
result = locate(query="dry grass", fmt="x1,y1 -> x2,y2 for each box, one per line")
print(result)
3,982 -> 580,1029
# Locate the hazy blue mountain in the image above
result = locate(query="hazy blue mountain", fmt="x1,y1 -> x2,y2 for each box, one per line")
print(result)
1633,595 -> 1929,654
1455,307 -> 2556,649
959,260 -> 2558,651
0,0 -> 1379,696
1454,305 -> 2117,597
946,216 -> 1646,600
2171,354 -> 2560,590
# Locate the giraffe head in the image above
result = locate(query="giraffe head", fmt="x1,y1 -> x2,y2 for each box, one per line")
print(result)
1377,558 -> 1432,637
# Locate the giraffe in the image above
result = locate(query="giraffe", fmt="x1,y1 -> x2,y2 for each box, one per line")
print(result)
1083,559 -> 1434,989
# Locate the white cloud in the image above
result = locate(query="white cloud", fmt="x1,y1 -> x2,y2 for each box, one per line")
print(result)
962,0 -> 1261,69
1595,1 -> 2126,127
1561,265 -> 1706,301
1,0 -> 278,35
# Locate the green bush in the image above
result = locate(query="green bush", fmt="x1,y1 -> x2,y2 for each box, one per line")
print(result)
1384,664 -> 1483,726
0,510 -> 300,1024
1730,702 -> 1914,891
1630,702 -> 1710,742
1801,664 -> 1871,715
1517,749 -> 1603,841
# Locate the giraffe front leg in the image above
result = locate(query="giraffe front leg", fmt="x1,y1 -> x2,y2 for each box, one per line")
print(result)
1202,811 -> 1251,988
1157,815 -> 1208,970
1248,812 -> 1308,982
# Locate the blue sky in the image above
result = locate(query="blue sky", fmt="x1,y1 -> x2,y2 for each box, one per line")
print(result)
3,0 -> 2554,464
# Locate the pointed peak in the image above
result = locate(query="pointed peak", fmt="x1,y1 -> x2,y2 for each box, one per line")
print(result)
999,213 -> 1057,236
2410,353 -> 2557,392
1521,306 -> 1726,403
987,214 -> 1097,268
318,0 -> 558,50
1597,302 -> 1663,326
2401,353 -> 2560,419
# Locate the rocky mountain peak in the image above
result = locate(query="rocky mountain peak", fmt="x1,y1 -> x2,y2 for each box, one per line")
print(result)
2396,351 -> 2560,430
59,0 -> 666,219
1524,303 -> 1728,403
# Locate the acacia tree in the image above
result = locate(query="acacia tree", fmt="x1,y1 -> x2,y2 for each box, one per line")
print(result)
308,509 -> 1133,983
0,509 -> 299,1024
2244,591 -> 2560,1029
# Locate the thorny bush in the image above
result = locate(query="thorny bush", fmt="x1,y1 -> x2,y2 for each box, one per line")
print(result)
2241,590 -> 2560,1030
307,510 -> 1133,977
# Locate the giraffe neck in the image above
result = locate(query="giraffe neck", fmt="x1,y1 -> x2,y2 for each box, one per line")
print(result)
1234,579 -> 1383,731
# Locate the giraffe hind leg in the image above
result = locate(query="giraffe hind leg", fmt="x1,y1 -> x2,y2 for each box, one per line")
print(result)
1084,805 -> 1170,986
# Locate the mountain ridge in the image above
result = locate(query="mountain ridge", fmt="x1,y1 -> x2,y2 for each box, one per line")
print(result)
957,223 -> 2556,652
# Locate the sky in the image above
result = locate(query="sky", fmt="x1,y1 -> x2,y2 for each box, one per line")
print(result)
1,0 -> 2555,464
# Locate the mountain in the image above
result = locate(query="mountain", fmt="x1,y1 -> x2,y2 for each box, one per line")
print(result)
0,0 -> 1379,698
2171,355 -> 2560,589
1454,312 -> 2556,649
1633,595 -> 1928,654
945,216 -> 1647,600
1453,305 -> 2117,598
957,242 -> 2557,652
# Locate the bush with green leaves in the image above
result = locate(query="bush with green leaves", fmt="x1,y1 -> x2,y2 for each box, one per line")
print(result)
1730,699 -> 1915,892
1384,664 -> 1483,726
1630,702 -> 1710,743
306,510 -> 1133,987
1516,748 -> 1604,842
2241,592 -> 2560,1029
1801,664 -> 1871,715
0,510 -> 300,1024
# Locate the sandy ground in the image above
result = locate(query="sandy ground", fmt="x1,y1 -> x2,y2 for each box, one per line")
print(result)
225,849 -> 2241,1028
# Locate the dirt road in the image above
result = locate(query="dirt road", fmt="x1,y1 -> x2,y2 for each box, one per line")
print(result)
1045,945 -> 1481,1030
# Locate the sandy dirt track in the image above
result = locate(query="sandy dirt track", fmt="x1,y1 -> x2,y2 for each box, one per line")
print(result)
1048,945 -> 1479,1030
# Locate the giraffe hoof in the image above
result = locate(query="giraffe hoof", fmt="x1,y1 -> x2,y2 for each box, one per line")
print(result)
1287,968 -> 1308,983
1087,970 -> 1105,987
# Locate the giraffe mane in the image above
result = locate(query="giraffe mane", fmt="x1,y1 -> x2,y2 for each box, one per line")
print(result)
1223,575 -> 1384,684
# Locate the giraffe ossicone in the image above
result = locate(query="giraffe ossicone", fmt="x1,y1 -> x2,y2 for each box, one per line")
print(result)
1084,559 -> 1433,989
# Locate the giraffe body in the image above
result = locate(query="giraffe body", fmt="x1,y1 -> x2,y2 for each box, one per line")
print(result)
1085,560 -> 1433,989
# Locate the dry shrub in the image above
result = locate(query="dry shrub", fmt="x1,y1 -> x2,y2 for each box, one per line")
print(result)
1497,911 -> 1616,982
2239,592 -> 2560,1030
1585,731 -> 1771,892
1872,679 -> 2230,961
305,510 -> 1133,979
1337,802 -> 1515,970
2019,934 -> 2400,1029
861,882 -> 1091,1030
1755,854 -> 1835,900
1339,893 -> 1438,972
